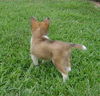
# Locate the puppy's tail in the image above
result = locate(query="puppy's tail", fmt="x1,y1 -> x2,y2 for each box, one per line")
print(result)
70,44 -> 87,50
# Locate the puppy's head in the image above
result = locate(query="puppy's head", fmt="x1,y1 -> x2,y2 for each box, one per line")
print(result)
31,17 -> 50,36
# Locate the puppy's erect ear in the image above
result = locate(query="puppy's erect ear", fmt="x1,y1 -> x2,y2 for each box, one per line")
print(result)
44,18 -> 50,24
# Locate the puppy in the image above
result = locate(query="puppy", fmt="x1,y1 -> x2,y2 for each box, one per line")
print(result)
30,17 -> 87,82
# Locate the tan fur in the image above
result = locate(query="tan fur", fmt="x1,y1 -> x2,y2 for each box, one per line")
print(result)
30,17 -> 86,82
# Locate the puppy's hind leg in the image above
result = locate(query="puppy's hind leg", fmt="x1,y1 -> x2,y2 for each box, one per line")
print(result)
56,64 -> 68,82
52,58 -> 69,82
31,54 -> 39,66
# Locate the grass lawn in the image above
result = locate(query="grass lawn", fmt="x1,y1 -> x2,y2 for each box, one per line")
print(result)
0,0 -> 100,96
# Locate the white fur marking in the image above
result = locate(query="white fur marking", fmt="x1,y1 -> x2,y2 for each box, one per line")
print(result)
30,37 -> 32,45
43,35 -> 49,39
30,37 -> 38,65
31,54 -> 38,65
30,37 -> 33,50
66,67 -> 71,72
61,73 -> 68,82
82,45 -> 87,50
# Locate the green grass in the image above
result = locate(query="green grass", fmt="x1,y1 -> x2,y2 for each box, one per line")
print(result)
0,0 -> 100,96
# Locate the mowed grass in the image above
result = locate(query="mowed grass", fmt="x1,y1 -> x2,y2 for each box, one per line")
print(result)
0,0 -> 100,96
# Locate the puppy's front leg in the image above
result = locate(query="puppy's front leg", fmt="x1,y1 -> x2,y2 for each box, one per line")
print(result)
31,54 -> 39,66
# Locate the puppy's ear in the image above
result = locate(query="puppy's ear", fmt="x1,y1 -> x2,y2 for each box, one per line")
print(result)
44,17 -> 50,24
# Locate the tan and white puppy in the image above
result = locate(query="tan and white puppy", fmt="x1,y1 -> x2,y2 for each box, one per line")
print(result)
30,17 -> 87,82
